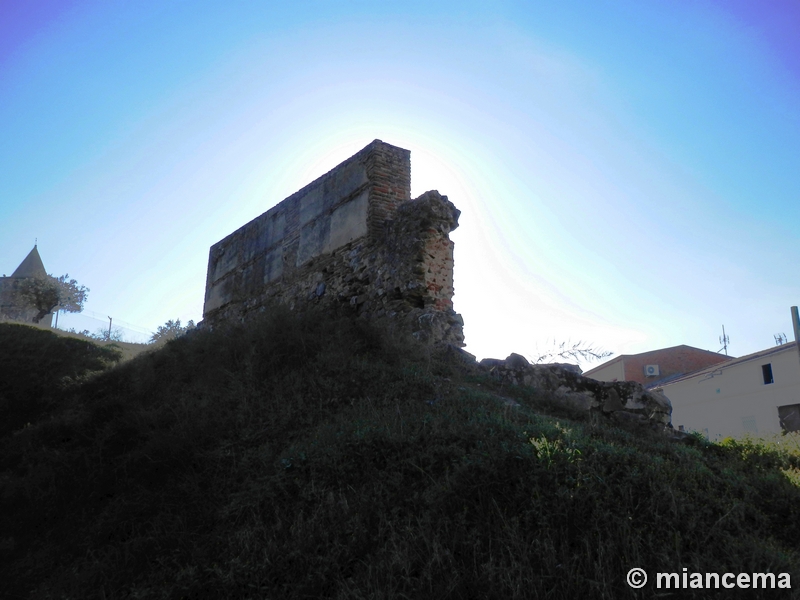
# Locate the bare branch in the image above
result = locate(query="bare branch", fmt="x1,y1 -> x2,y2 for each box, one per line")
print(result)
534,340 -> 613,364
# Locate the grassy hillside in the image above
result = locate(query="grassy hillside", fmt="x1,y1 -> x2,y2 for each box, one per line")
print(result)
45,325 -> 152,362
0,323 -> 123,436
1,310 -> 799,599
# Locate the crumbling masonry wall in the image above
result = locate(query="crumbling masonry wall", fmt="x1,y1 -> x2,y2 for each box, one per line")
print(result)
203,140 -> 464,346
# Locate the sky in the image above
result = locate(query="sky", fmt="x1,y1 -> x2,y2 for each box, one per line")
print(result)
1,0 -> 799,364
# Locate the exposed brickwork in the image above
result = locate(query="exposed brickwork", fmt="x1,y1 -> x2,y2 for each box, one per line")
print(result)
203,141 -> 464,346
364,142 -> 410,238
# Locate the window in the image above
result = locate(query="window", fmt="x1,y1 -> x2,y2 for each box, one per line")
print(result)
762,363 -> 774,385
778,404 -> 800,434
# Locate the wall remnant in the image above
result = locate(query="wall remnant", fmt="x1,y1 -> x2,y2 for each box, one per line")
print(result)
203,140 -> 464,346
480,353 -> 673,429
202,139 -> 672,430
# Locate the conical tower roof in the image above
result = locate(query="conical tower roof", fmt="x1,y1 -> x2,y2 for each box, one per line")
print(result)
11,245 -> 47,279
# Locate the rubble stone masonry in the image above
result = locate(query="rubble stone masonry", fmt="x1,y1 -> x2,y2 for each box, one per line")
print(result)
203,140 -> 464,346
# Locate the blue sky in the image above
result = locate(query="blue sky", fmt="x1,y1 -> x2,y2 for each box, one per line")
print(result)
2,0 -> 799,363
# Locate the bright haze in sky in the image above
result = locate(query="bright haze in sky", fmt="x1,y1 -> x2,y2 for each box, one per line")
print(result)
1,0 -> 799,364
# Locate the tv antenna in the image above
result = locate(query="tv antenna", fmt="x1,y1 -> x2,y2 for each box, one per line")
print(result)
719,325 -> 730,355
775,333 -> 788,345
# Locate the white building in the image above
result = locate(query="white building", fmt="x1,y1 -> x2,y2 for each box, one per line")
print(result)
659,342 -> 800,440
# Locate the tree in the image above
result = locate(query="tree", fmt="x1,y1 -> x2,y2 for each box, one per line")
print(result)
94,327 -> 125,342
54,274 -> 89,314
149,318 -> 196,345
14,274 -> 89,324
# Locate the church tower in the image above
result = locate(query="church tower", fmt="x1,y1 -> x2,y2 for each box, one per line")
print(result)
0,245 -> 54,327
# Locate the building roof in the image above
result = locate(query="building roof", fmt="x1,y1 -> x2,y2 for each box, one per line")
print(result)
583,344 -> 733,377
10,245 -> 47,279
658,342 -> 798,388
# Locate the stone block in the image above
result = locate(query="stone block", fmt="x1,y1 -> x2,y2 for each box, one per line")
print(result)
263,248 -> 284,284
299,186 -> 325,227
325,191 -> 368,253
209,245 -> 239,284
203,280 -> 228,313
324,159 -> 369,204
297,218 -> 330,267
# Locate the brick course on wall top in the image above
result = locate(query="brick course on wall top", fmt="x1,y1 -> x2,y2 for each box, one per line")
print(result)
203,140 -> 464,346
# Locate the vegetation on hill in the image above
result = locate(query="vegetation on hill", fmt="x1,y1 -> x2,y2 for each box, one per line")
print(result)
148,317 -> 196,345
1,311 -> 799,599
0,323 -> 122,436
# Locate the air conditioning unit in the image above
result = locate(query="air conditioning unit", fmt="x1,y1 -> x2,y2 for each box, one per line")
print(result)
644,364 -> 660,377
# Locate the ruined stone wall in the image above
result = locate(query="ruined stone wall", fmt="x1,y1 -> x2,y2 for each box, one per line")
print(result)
479,353 -> 672,429
203,140 -> 464,346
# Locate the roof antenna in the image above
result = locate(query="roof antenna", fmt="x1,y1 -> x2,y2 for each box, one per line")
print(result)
719,325 -> 730,356
775,333 -> 788,346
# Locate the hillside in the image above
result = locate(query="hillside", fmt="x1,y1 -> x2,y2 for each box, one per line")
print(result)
1,312 -> 799,599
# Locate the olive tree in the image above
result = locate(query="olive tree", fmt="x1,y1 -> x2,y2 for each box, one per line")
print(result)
13,274 -> 89,324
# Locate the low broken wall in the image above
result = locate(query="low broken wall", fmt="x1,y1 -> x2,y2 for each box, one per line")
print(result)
480,353 -> 673,429
203,140 -> 464,346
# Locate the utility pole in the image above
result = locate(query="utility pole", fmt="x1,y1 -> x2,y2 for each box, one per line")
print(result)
108,316 -> 112,340
791,307 -> 800,366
